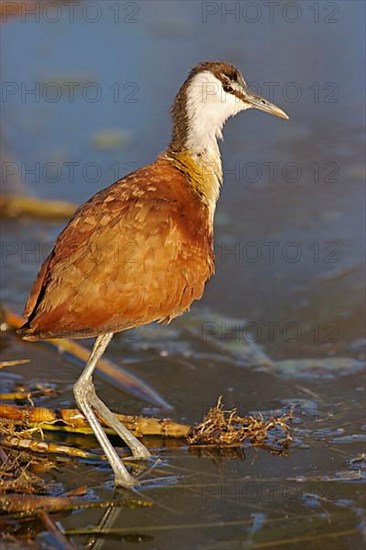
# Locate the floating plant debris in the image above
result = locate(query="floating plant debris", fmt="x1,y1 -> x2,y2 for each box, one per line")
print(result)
187,397 -> 293,453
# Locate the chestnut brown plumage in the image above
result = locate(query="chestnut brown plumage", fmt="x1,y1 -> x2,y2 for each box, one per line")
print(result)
21,156 -> 214,340
19,61 -> 289,488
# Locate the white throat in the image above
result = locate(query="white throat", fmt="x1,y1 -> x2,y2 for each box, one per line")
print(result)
183,71 -> 246,221
185,71 -> 245,169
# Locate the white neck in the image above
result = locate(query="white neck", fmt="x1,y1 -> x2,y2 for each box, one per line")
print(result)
184,71 -> 246,216
185,73 -> 225,162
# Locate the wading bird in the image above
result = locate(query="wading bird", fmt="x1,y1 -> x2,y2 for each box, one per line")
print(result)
19,61 -> 289,488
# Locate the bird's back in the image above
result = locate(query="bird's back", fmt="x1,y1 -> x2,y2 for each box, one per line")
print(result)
19,155 -> 215,340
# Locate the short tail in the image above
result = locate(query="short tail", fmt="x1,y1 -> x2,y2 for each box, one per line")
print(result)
17,323 -> 41,341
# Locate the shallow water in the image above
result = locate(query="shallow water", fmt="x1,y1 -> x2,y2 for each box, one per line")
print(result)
1,1 -> 365,548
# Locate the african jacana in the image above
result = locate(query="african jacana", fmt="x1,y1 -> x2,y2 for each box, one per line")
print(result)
19,61 -> 289,488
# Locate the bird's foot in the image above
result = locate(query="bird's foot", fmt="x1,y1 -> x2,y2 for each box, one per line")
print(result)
113,467 -> 138,489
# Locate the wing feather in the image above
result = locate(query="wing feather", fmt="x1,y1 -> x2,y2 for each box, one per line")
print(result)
20,159 -> 214,340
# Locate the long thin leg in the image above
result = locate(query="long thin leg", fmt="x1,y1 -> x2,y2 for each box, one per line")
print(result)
73,332 -> 149,488
88,390 -> 151,459
86,334 -> 151,458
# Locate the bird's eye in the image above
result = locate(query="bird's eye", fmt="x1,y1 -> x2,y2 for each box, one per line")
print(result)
223,84 -> 233,93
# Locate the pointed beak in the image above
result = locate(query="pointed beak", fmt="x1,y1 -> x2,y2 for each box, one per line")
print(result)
243,88 -> 289,120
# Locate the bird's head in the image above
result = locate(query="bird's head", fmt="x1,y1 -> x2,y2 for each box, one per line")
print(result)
169,61 -> 289,155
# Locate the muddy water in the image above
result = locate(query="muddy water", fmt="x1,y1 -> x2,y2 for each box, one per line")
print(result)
1,1 -> 365,548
